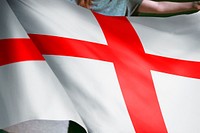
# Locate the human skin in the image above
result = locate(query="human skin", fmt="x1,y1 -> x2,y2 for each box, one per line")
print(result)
77,0 -> 200,15
138,0 -> 200,14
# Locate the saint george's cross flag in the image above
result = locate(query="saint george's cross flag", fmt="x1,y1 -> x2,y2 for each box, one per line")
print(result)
1,0 -> 200,132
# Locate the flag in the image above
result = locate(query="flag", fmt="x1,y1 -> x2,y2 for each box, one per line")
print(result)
0,0 -> 86,133
2,0 -> 200,132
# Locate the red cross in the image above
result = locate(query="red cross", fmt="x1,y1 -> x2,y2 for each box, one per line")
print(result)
28,13 -> 200,133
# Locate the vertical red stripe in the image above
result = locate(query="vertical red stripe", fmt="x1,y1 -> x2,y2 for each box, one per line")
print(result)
94,13 -> 168,133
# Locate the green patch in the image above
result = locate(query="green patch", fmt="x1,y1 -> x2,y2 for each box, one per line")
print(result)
68,121 -> 87,133
0,130 -> 8,133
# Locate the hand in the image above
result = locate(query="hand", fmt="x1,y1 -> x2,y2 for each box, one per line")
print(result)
78,0 -> 91,9
192,1 -> 200,10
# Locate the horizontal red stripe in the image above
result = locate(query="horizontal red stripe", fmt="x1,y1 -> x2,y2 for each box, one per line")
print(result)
28,34 -> 114,62
0,38 -> 44,66
147,53 -> 200,79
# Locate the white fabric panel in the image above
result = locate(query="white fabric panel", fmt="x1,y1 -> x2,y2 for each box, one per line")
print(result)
8,0 -> 107,45
129,13 -> 200,62
0,61 -> 85,132
0,0 -> 28,39
151,71 -> 200,133
44,55 -> 135,133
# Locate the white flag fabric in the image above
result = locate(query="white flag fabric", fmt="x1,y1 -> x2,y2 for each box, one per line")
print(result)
1,0 -> 200,132
0,0 -> 85,133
